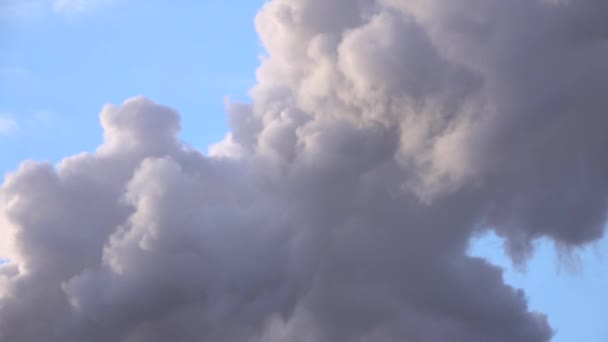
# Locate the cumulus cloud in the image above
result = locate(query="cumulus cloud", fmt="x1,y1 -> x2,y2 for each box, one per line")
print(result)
1,0 -> 607,341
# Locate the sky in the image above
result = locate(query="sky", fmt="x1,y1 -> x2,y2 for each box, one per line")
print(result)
1,0 -> 260,170
1,1 -> 607,341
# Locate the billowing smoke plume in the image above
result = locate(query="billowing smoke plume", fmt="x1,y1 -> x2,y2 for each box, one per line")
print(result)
1,0 -> 607,341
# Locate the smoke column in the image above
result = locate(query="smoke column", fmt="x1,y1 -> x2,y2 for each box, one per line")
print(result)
1,0 -> 607,341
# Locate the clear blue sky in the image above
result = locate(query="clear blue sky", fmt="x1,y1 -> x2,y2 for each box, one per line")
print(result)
1,1 -> 605,340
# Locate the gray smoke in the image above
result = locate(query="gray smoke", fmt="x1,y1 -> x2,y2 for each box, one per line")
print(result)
1,0 -> 607,341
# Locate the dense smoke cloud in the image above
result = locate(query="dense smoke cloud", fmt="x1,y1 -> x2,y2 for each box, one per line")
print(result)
1,0 -> 607,341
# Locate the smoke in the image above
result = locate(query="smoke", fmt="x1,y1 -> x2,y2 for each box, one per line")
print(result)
1,0 -> 607,341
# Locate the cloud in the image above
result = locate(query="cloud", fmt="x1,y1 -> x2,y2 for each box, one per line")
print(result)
1,0 -> 608,341
0,116 -> 18,136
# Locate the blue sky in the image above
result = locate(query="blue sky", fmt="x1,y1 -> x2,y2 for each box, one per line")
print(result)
470,234 -> 608,341
1,0 -> 261,169
1,1 -> 606,340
